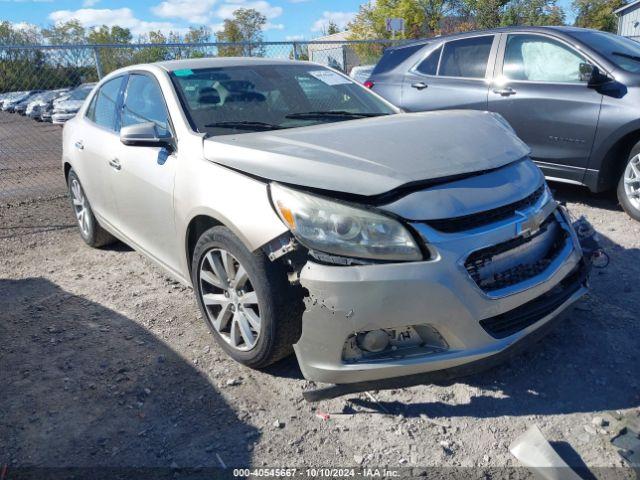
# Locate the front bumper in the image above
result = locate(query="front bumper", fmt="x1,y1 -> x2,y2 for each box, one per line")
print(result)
293,199 -> 587,385
51,112 -> 76,124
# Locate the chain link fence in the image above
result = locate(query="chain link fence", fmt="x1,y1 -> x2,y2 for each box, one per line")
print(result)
0,39 -> 399,205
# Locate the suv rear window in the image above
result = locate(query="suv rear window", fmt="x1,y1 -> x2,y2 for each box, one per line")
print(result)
439,36 -> 494,78
372,43 -> 424,75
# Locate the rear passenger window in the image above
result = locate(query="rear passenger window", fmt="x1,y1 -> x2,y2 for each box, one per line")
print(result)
416,46 -> 442,75
439,36 -> 494,79
86,77 -> 123,131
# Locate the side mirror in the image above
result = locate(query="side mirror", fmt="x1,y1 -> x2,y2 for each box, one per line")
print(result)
579,62 -> 609,86
120,122 -> 174,150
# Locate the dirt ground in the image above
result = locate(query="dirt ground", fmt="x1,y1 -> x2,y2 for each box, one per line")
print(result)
0,111 -> 65,204
1,183 -> 639,478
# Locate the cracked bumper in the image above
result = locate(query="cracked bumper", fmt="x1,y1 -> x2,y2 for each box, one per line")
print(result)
293,207 -> 587,385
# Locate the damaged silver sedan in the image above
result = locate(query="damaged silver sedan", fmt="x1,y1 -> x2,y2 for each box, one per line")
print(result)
62,58 -> 590,390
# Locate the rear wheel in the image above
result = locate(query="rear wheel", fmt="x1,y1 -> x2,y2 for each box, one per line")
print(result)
191,226 -> 302,368
617,149 -> 640,222
67,169 -> 115,247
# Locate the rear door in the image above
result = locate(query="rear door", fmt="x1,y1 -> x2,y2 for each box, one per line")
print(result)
111,72 -> 179,271
488,33 -> 603,181
72,76 -> 125,224
400,34 -> 498,112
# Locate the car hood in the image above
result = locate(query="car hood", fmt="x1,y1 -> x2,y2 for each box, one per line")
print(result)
54,100 -> 83,112
202,110 -> 530,196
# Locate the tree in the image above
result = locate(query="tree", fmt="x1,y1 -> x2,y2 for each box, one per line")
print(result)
325,21 -> 341,35
216,8 -> 266,57
502,0 -> 566,25
42,20 -> 86,44
87,25 -> 133,74
572,0 -> 624,31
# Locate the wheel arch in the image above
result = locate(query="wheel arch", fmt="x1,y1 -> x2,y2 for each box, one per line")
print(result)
63,161 -> 72,182
591,124 -> 640,192
185,215 -> 225,277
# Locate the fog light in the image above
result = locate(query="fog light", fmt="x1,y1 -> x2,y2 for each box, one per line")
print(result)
357,329 -> 390,353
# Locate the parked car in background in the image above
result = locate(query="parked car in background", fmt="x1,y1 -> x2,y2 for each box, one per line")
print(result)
1,91 -> 38,112
349,64 -> 375,84
14,91 -> 44,115
26,89 -> 70,120
42,92 -> 71,122
52,83 -> 95,124
368,26 -> 640,221
62,58 -> 589,388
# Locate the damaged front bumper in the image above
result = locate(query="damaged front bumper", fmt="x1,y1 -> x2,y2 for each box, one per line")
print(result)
293,199 -> 589,386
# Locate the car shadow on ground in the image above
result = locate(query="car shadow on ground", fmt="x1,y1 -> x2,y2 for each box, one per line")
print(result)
0,278 -> 256,478
343,231 -> 640,419
549,181 -> 621,213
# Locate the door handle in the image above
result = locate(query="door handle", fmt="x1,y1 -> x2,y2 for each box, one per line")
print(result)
108,158 -> 122,171
74,140 -> 84,150
411,82 -> 428,90
492,87 -> 516,96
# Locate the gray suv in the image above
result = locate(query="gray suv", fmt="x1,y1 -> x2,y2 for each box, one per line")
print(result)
368,26 -> 640,221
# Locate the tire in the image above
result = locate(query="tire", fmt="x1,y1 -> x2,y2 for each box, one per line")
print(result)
617,145 -> 640,222
67,169 -> 116,248
191,226 -> 303,369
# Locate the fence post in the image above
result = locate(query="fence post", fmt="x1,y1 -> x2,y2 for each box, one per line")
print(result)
292,42 -> 299,60
93,47 -> 104,80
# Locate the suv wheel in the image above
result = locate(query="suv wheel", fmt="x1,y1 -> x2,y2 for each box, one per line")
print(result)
618,150 -> 640,221
67,169 -> 115,247
191,226 -> 302,368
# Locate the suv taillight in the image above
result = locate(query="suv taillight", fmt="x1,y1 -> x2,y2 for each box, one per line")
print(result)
363,80 -> 374,89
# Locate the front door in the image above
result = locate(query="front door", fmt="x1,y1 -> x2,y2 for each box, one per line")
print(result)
488,33 -> 603,182
111,73 -> 179,272
74,76 -> 126,223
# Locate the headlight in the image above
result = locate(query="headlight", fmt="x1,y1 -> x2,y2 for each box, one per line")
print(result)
269,183 -> 422,262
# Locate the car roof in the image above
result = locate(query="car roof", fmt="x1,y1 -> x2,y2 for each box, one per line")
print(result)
388,25 -> 603,51
154,57 -> 303,72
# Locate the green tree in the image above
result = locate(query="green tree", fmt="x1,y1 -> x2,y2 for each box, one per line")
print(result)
42,20 -> 86,44
325,20 -> 341,35
572,0 -> 623,31
87,25 -> 133,74
216,8 -> 266,57
502,0 -> 566,25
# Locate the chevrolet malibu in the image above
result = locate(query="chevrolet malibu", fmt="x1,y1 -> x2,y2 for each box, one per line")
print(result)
62,58 -> 589,389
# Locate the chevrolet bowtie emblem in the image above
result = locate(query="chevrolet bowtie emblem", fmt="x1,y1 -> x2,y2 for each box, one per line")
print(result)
516,199 -> 557,237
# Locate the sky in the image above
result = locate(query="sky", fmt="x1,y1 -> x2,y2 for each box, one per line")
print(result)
3,0 -> 574,42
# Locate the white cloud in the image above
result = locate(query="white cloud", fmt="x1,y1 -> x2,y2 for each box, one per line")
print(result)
48,8 -> 179,36
214,0 -> 283,20
82,0 -> 100,7
150,0 -> 283,27
151,0 -> 217,24
311,11 -> 355,32
285,34 -> 304,41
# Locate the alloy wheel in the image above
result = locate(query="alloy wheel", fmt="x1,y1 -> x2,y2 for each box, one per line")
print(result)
199,248 -> 262,351
624,154 -> 640,210
70,178 -> 90,237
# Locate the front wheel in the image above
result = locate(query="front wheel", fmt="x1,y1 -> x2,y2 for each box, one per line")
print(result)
191,226 -> 302,369
617,151 -> 640,222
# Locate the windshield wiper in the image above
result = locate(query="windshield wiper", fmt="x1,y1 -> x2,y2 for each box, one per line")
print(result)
203,121 -> 285,131
285,110 -> 388,119
612,51 -> 640,62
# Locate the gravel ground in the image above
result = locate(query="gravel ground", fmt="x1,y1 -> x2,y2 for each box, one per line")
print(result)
0,111 -> 65,204
1,184 -> 639,477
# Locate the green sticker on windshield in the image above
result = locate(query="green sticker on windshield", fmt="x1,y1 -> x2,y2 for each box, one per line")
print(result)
173,69 -> 193,77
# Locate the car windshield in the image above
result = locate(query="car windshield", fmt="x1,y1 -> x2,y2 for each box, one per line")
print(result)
170,64 -> 395,136
571,30 -> 640,73
68,85 -> 94,100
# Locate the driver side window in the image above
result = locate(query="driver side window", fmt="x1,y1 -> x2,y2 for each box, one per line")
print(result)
122,74 -> 170,136
503,34 -> 587,83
